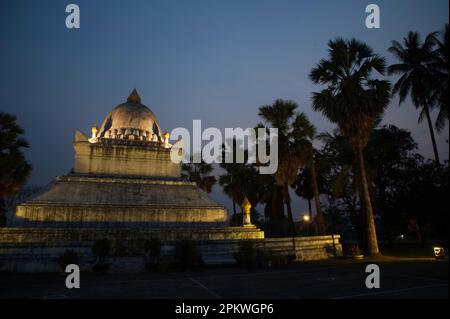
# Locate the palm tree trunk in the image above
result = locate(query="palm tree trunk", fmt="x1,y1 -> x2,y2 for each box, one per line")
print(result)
307,199 -> 312,220
231,201 -> 237,226
0,198 -> 6,227
307,199 -> 314,235
283,184 -> 296,237
309,156 -> 326,235
423,104 -> 440,164
358,179 -> 368,252
357,146 -> 380,256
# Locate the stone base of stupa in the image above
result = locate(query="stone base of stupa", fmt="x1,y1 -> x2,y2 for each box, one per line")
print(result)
12,174 -> 232,229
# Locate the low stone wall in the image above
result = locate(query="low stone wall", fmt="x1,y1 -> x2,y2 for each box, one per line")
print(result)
0,228 -> 341,272
198,236 -> 342,265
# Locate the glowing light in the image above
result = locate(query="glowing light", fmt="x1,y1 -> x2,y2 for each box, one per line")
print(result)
433,247 -> 445,259
163,132 -> 171,148
88,125 -> 99,143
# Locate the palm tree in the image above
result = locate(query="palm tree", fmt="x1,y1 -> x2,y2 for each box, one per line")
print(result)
258,99 -> 324,236
388,31 -> 441,163
181,156 -> 217,193
219,140 -> 263,226
294,168 -> 314,223
253,125 -> 285,225
218,162 -> 247,225
291,121 -> 326,235
0,112 -> 32,226
310,38 -> 391,256
304,143 -> 326,235
431,24 -> 449,132
318,124 -> 419,246
219,140 -> 244,219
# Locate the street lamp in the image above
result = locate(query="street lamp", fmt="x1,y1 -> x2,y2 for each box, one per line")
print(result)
301,214 -> 311,236
433,247 -> 445,259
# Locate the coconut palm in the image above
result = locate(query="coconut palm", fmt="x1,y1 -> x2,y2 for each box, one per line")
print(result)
258,99 -> 324,236
310,38 -> 391,256
181,156 -> 217,193
388,31 -> 441,163
0,112 -> 32,226
431,24 -> 449,132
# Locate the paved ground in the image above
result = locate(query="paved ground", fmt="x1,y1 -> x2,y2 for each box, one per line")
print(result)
0,257 -> 447,299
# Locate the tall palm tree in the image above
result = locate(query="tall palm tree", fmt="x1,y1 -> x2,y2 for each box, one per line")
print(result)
304,142 -> 326,235
218,162 -> 250,224
431,24 -> 449,132
253,125 -> 285,225
294,168 -> 314,223
0,112 -> 32,226
219,140 -> 263,226
181,156 -> 217,193
310,38 -> 391,256
258,99 -> 324,236
388,31 -> 441,163
291,120 -> 326,235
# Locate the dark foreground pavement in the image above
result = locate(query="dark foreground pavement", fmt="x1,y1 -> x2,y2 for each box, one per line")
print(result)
0,257 -> 448,299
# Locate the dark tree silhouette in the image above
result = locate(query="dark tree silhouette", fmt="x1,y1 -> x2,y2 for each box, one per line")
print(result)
258,99 -> 325,236
431,24 -> 449,132
310,38 -> 391,256
181,155 -> 217,193
388,31 -> 441,163
0,112 -> 32,226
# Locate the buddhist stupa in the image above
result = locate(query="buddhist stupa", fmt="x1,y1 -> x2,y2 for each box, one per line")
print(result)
13,90 -> 237,231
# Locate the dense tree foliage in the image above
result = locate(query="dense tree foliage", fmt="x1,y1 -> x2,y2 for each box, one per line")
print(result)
0,113 -> 32,226
181,156 -> 217,193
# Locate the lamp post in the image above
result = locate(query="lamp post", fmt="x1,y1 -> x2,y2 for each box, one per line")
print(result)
302,214 -> 311,236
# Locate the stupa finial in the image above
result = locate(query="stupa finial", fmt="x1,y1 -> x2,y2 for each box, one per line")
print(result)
127,88 -> 141,104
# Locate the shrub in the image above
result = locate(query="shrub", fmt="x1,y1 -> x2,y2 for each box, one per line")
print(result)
174,239 -> 202,270
112,240 -> 127,256
92,263 -> 109,274
234,241 -> 284,268
144,238 -> 162,258
91,238 -> 111,273
58,249 -> 79,271
156,259 -> 171,273
144,237 -> 162,271
234,240 -> 257,267
342,243 -> 363,257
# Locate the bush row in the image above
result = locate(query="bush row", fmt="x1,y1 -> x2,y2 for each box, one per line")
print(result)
58,238 -> 289,273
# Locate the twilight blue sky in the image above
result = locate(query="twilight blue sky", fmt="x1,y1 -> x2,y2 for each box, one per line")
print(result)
0,0 -> 448,218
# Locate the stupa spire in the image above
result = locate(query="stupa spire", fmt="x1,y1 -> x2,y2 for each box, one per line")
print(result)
127,88 -> 141,104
